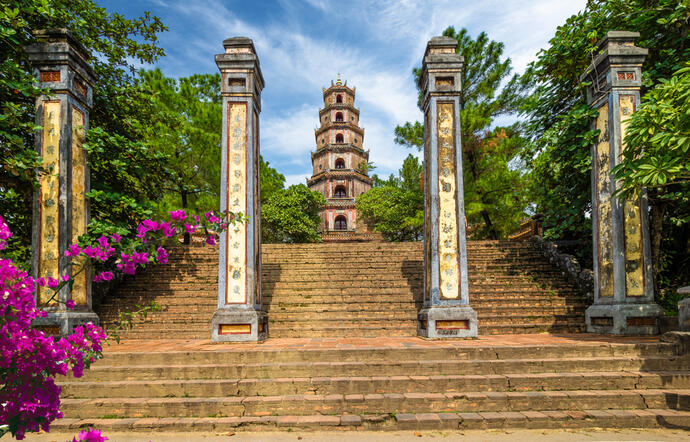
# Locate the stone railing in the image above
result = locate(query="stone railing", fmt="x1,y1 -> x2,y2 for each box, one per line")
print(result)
508,216 -> 543,241
529,236 -> 594,303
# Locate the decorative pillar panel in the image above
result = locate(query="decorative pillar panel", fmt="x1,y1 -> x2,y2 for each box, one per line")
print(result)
27,29 -> 98,335
417,36 -> 477,338
211,37 -> 267,342
581,31 -> 662,334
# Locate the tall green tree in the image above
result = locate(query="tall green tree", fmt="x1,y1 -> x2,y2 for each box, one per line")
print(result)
394,27 -> 528,239
139,69 -> 222,216
261,184 -> 324,243
260,156 -> 286,204
357,154 -> 424,242
520,0 -> 690,292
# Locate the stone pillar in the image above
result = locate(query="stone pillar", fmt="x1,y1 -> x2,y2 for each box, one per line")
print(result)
27,29 -> 98,335
211,37 -> 267,342
417,36 -> 477,338
581,31 -> 662,334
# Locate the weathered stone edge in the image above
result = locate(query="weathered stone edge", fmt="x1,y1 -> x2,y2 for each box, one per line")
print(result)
528,236 -> 594,303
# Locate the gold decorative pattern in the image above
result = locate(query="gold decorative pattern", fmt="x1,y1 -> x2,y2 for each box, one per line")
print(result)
619,95 -> 644,297
219,324 -> 251,335
71,107 -> 87,305
436,101 -> 459,300
226,102 -> 247,304
595,102 -> 614,297
39,101 -> 61,305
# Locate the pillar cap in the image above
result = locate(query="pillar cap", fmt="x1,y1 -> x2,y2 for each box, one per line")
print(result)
26,28 -> 95,84
580,30 -> 648,83
222,36 -> 257,55
424,36 -> 458,57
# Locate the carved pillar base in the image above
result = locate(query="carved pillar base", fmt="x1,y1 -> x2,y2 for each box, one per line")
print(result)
211,308 -> 267,342
418,306 -> 477,339
32,311 -> 100,336
586,303 -> 663,335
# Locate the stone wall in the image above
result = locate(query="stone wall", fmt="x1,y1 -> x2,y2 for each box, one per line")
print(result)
529,236 -> 594,303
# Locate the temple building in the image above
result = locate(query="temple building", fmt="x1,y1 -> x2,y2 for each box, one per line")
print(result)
307,75 -> 374,240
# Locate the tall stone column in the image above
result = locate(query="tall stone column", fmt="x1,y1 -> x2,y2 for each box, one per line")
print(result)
417,36 -> 477,338
27,29 -> 98,335
211,37 -> 267,342
581,31 -> 662,334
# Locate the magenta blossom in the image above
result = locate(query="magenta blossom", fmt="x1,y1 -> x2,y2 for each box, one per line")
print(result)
184,223 -> 197,234
65,299 -> 76,310
47,277 -> 59,289
169,209 -> 187,222
0,215 -> 11,251
156,247 -> 168,264
110,233 -> 121,243
64,244 -> 82,257
160,222 -> 176,238
96,235 -> 109,249
93,271 -> 114,283
72,427 -> 108,442
205,235 -> 216,246
205,211 -> 221,223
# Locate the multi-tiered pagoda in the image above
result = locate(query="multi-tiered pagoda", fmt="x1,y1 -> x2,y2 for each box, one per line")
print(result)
307,75 -> 374,240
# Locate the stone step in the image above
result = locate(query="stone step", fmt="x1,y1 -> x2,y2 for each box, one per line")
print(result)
61,371 -> 690,398
48,409 -> 690,432
76,355 -> 689,381
59,388 -> 690,418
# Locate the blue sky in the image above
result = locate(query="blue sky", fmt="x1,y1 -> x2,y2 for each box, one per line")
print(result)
102,0 -> 586,185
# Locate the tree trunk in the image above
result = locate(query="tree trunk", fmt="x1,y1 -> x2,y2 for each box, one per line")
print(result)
480,209 -> 499,240
181,191 -> 190,245
649,200 -> 666,296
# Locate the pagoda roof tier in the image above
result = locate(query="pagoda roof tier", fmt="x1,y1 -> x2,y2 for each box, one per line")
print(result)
307,169 -> 373,186
312,143 -> 369,157
319,103 -> 360,116
322,83 -> 355,97
315,122 -> 364,137
322,198 -> 357,209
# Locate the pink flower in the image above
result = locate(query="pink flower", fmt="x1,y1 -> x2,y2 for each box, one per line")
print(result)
0,214 -> 12,251
65,299 -> 76,310
169,209 -> 187,222
160,222 -> 176,238
110,233 -> 121,243
96,235 -> 109,249
93,271 -> 114,283
73,427 -> 108,442
156,247 -> 168,264
47,277 -> 59,289
62,274 -> 70,282
205,211 -> 221,223
184,223 -> 197,234
64,244 -> 82,257
205,235 -> 216,246
193,214 -> 200,223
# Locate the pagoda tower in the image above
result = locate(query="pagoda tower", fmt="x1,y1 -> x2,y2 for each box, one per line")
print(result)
307,75 -> 373,240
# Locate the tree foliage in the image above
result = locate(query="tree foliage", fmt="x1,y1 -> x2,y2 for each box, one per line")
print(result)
358,154 -> 424,242
394,27 -> 529,239
139,69 -> 222,216
0,0 -> 167,266
261,184 -> 324,243
520,0 -> 690,301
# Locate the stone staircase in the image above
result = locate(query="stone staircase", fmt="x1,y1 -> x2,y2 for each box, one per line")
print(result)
96,241 -> 587,338
54,337 -> 690,431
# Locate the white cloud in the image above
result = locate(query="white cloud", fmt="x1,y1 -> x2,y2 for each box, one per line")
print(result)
148,0 -> 586,182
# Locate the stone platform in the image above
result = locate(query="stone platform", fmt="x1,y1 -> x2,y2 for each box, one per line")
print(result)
54,334 -> 690,432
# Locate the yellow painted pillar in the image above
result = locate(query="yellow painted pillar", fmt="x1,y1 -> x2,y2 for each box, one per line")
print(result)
27,29 -> 98,335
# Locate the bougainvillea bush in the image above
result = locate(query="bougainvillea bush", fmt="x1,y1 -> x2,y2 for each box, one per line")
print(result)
0,209 -> 239,439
